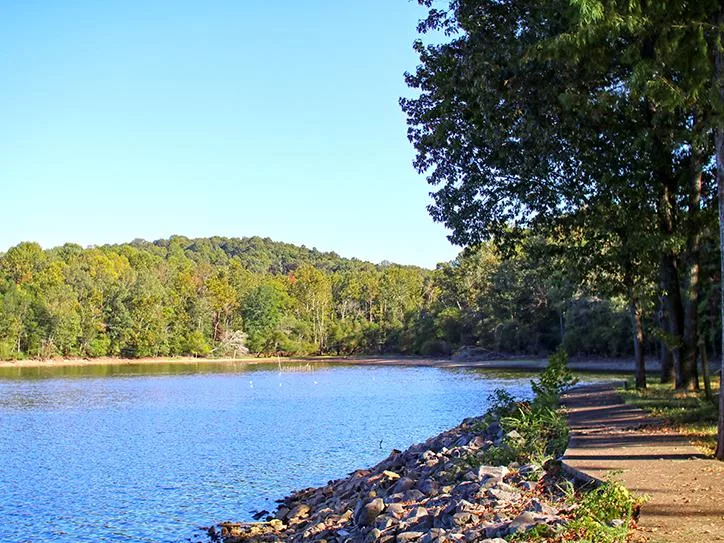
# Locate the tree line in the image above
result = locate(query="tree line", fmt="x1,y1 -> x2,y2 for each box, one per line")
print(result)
0,235 -> 669,361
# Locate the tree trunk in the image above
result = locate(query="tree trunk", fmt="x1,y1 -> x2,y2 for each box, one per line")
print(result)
658,299 -> 675,383
657,148 -> 686,387
661,254 -> 685,386
715,7 -> 724,459
700,340 -> 713,403
631,299 -> 647,389
679,150 -> 705,390
625,264 -> 646,389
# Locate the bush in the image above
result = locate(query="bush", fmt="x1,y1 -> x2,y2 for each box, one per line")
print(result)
86,336 -> 111,357
532,348 -> 578,407
0,340 -> 17,360
183,331 -> 212,357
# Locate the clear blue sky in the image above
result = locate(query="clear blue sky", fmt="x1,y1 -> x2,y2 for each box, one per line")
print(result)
1,1 -> 460,268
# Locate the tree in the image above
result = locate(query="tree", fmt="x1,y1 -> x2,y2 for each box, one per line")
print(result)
241,282 -> 289,355
291,265 -> 332,352
402,0 -> 718,391
560,0 -> 722,452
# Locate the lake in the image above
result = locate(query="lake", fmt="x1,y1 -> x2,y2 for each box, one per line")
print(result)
0,362 -> 536,543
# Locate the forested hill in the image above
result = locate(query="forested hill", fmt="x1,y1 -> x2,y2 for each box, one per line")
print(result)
115,235 -> 395,275
0,235 -> 431,360
0,235 -> 663,361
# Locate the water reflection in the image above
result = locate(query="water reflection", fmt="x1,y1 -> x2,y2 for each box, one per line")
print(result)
0,360 -> 308,380
0,364 -> 537,543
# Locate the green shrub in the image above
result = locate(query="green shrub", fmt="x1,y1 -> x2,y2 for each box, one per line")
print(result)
532,348 -> 578,407
86,335 -> 111,357
512,480 -> 639,543
183,331 -> 212,357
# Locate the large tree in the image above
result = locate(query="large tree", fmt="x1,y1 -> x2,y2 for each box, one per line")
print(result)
561,0 -> 723,455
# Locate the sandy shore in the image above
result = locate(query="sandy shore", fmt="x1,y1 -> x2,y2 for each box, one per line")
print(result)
0,354 -> 659,374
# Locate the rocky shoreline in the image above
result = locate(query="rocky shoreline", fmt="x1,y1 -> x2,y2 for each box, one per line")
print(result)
207,412 -> 601,543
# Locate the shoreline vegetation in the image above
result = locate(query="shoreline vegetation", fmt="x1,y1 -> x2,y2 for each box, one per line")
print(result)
205,352 -> 639,543
0,236 -> 669,366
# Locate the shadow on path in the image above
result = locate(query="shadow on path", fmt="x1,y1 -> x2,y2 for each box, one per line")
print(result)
563,383 -> 724,543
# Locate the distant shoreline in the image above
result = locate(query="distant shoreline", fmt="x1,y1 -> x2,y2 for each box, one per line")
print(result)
0,354 -> 666,374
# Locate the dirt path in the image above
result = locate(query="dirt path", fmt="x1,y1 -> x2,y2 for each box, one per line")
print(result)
563,383 -> 724,543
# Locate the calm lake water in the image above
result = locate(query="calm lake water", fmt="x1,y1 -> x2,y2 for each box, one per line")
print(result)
0,362 -> 535,543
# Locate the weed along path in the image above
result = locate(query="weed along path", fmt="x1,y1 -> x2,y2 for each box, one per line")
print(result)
562,383 -> 724,543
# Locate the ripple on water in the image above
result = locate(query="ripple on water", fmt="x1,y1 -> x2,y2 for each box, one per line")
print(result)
0,365 -> 533,543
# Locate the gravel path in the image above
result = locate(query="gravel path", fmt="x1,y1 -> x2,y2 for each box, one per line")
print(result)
562,383 -> 724,543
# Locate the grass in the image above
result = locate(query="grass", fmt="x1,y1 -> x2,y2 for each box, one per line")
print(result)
511,478 -> 643,543
619,376 -> 720,455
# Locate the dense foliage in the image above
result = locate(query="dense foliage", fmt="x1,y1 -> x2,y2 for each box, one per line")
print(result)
0,235 -> 650,360
402,0 -> 723,393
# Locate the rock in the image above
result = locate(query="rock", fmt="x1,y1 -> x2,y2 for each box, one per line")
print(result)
508,511 -> 539,534
211,404 -> 582,543
287,503 -> 311,522
453,481 -> 479,499
219,523 -> 242,537
518,463 -> 540,477
405,507 -> 432,531
483,523 -> 508,539
529,498 -> 558,515
251,509 -> 270,520
355,497 -> 386,526
276,506 -> 290,520
418,478 -> 439,497
419,528 -> 446,543
454,500 -> 476,513
402,489 -> 426,503
434,513 -> 454,529
393,477 -> 416,493
452,512 -> 473,526
477,466 -> 508,482
487,487 -> 520,504
375,515 -> 396,530
454,435 -> 471,447
396,531 -> 425,542
386,503 -> 406,519
269,519 -> 286,530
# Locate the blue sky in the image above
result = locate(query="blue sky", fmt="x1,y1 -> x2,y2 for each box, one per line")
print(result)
0,1 -> 459,268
